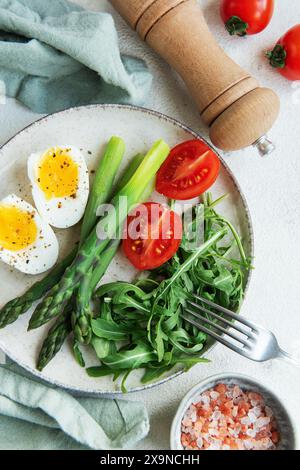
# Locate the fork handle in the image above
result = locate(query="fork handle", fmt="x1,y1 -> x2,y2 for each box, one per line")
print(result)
278,348 -> 300,367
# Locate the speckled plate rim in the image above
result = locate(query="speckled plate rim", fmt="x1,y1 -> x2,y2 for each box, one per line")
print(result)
0,104 -> 254,396
170,372 -> 297,450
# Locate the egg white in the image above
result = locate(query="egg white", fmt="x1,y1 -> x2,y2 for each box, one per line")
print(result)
0,194 -> 59,275
27,145 -> 89,229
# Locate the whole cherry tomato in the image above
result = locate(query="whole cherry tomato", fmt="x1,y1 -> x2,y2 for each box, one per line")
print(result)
267,24 -> 300,81
220,0 -> 274,36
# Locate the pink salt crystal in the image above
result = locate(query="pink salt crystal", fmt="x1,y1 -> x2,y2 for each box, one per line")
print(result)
196,437 -> 203,448
187,404 -> 196,414
234,395 -> 243,405
234,423 -> 242,433
255,416 -> 270,428
232,406 -> 238,418
202,433 -> 210,442
246,428 -> 257,438
208,440 -> 222,450
192,395 -> 202,405
233,385 -> 242,399
208,427 -> 219,436
201,395 -> 210,406
187,427 -> 196,437
229,429 -> 239,439
249,392 -> 263,402
182,417 -> 193,427
222,444 -> 231,450
252,406 -> 262,417
202,403 -> 211,412
260,437 -> 274,450
248,410 -> 257,423
212,410 -> 222,421
241,416 -> 251,426
215,383 -> 227,394
210,391 -> 220,400
219,418 -> 227,429
226,417 -> 235,426
194,421 -> 203,432
244,439 -> 254,450
209,420 -> 218,428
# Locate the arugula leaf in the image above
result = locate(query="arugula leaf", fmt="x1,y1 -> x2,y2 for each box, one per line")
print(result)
91,318 -> 130,341
173,356 -> 210,369
141,365 -> 174,384
91,336 -> 116,359
87,365 -> 121,377
102,343 -> 157,370
155,316 -> 168,362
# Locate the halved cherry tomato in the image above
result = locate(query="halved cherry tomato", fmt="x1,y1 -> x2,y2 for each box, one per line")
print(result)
220,0 -> 274,36
267,24 -> 300,81
155,140 -> 220,201
122,202 -> 182,271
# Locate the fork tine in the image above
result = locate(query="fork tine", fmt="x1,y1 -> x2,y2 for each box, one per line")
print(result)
187,300 -> 255,339
184,307 -> 250,347
182,315 -> 248,356
193,294 -> 256,330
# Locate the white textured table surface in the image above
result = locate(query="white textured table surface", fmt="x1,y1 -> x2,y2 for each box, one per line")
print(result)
1,0 -> 300,450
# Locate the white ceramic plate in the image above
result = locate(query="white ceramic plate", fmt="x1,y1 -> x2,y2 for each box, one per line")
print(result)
0,105 -> 253,395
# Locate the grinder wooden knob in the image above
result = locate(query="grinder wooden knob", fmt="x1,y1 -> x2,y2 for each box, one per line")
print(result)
110,0 -> 280,155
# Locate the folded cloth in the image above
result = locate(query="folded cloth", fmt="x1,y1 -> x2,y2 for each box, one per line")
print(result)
0,361 -> 149,450
0,0 -> 152,113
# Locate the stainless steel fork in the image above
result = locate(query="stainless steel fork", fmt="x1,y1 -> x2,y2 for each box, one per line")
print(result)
182,294 -> 300,366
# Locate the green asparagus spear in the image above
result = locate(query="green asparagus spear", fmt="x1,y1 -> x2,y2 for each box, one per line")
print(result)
80,136 -> 125,243
72,338 -> 86,367
28,140 -> 170,331
114,153 -> 144,194
73,240 -> 120,344
37,303 -> 72,371
0,248 -> 76,329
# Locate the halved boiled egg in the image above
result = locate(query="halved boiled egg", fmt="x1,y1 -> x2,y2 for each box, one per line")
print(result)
28,146 -> 89,229
0,194 -> 59,274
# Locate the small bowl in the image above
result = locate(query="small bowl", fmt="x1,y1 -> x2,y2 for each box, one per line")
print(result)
171,373 -> 297,450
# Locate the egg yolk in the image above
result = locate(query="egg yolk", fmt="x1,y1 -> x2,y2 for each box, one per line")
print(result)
37,148 -> 79,200
0,205 -> 37,251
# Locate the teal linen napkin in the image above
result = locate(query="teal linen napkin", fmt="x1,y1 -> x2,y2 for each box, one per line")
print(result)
0,0 -> 152,113
0,361 -> 149,450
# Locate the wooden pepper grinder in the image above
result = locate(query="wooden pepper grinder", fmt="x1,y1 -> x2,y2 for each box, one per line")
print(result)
110,0 -> 280,156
